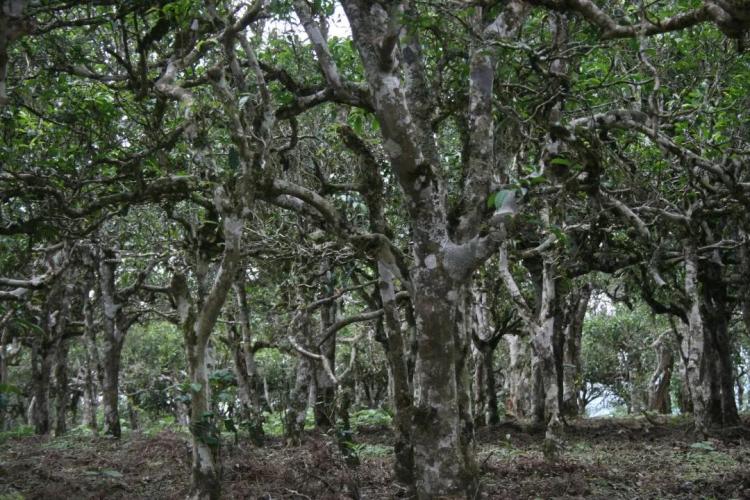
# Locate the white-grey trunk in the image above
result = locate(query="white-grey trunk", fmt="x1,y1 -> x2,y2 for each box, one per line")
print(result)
684,243 -> 709,436
504,334 -> 532,419
648,333 -> 674,414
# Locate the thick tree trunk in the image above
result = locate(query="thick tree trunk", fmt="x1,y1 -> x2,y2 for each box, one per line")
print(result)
98,248 -> 128,438
648,333 -> 674,414
284,305 -> 313,446
504,334 -> 532,419
410,269 -> 477,498
186,337 -> 221,500
705,311 -> 739,426
338,3 -> 525,494
527,261 -> 562,448
285,355 -> 312,446
101,339 -> 122,438
684,244 -> 710,436
701,257 -> 740,426
30,339 -> 52,435
531,317 -> 561,435
53,337 -> 69,436
454,285 -> 476,486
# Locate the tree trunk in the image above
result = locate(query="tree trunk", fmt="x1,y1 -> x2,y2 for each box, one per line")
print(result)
314,270 -> 337,430
466,284 -> 495,428
675,343 -> 694,415
172,212 -> 244,500
648,332 -> 674,414
375,259 -> 414,486
186,336 -> 221,500
700,248 -> 740,426
231,278 -> 264,444
410,269 -> 477,498
53,337 -> 69,436
30,338 -> 52,435
473,346 -> 486,427
504,334 -> 532,419
528,260 -> 562,447
82,289 -> 99,432
98,247 -> 129,439
628,354 -> 646,414
101,337 -> 123,438
561,284 -> 591,417
484,348 -> 500,425
0,328 -> 8,431
684,243 -> 710,436
285,355 -> 311,446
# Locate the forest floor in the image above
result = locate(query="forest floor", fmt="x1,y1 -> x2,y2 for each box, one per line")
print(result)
1,414 -> 749,499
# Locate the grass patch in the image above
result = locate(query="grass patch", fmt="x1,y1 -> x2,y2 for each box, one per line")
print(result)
354,443 -> 393,458
0,425 -> 34,445
351,408 -> 392,430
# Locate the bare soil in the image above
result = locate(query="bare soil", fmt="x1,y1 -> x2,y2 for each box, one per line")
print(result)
1,416 -> 749,499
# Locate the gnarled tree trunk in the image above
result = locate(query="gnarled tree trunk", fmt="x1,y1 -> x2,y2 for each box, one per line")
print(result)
171,213 -> 244,500
648,332 -> 674,414
230,276 -> 264,444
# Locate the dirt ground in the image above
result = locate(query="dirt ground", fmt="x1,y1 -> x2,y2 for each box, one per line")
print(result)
1,416 -> 749,499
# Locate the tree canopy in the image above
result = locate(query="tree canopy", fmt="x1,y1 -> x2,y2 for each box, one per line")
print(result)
1,1 -> 749,498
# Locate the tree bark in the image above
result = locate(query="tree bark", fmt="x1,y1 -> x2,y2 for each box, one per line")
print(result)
375,259 -> 414,486
101,336 -> 123,438
98,247 -> 133,438
171,212 -> 244,500
53,335 -> 69,436
313,265 -> 337,430
504,334 -> 532,419
683,243 -> 710,436
410,269 -> 478,498
700,265 -> 740,426
230,277 -> 264,444
561,284 -> 591,417
648,332 -> 674,414
336,2 -> 526,494
30,337 -> 52,435
82,285 -> 100,432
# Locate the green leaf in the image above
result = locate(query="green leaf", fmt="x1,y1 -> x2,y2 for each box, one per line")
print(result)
549,225 -> 568,244
550,157 -> 572,167
190,383 -> 202,393
528,173 -> 547,185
